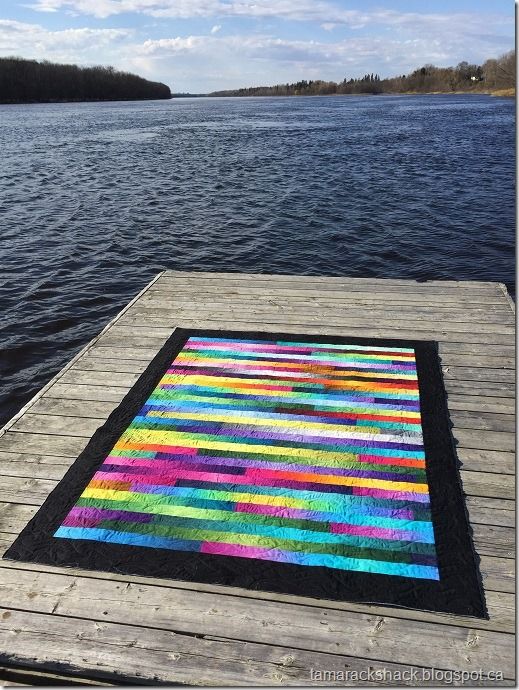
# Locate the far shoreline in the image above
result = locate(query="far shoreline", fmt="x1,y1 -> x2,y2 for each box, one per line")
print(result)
201,89 -> 515,99
0,88 -> 514,105
0,96 -> 173,105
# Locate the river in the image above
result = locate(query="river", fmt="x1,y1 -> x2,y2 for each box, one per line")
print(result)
0,94 -> 514,425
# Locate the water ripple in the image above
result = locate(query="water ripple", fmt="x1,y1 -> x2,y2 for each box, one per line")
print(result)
0,94 -> 514,425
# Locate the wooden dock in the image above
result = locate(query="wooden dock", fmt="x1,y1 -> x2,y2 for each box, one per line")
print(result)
0,271 -> 515,686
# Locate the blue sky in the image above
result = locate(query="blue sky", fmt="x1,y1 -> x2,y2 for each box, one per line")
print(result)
0,1 -> 514,92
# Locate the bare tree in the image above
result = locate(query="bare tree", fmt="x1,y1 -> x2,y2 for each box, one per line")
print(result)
0,57 -> 171,104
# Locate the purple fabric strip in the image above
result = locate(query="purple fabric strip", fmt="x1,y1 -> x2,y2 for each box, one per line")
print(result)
116,451 -> 421,475
141,421 -> 424,450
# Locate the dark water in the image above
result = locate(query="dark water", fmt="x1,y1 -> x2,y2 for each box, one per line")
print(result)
0,94 -> 515,427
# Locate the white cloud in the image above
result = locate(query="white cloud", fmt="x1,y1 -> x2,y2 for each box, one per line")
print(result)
135,31 -> 506,68
210,24 -> 221,34
31,4 -> 58,11
27,0 -> 367,22
140,35 -> 207,55
25,0 -> 512,41
0,19 -> 132,63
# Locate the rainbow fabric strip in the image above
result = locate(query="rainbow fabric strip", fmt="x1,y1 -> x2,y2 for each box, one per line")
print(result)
55,336 -> 439,581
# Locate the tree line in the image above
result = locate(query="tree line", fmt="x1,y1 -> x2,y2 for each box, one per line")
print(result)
209,50 -> 515,97
0,57 -> 171,104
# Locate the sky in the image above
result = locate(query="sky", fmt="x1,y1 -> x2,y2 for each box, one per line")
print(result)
0,1 -> 515,92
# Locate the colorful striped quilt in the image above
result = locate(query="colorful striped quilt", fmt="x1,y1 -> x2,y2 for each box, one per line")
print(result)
55,335 -> 439,581
5,329 -> 486,616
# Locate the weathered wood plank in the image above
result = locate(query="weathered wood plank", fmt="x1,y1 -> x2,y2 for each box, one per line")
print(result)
146,286 -> 512,306
466,497 -> 514,528
28,398 -> 119,420
0,477 -> 59,505
10,414 -> 102,439
0,503 -> 38,533
0,462 -> 66,482
460,471 -> 515,500
446,412 -> 515,434
0,664 -> 114,687
0,609 -> 439,687
472,525 -> 514,559
160,268 -> 502,290
0,451 -> 71,468
479,556 -> 515,593
128,298 -> 516,325
157,273 -> 505,294
443,368 -> 514,383
71,357 -> 150,374
446,448 -> 514,476
453,430 -> 514,453
81,347 -> 159,362
447,396 -> 515,415
4,608 -> 513,687
44,383 -> 128,403
147,288 -> 511,309
136,298 -> 515,325
150,295 -> 510,316
0,452 -> 69,481
0,432 -> 87,459
56,369 -> 140,388
0,570 -> 514,677
445,380 -> 515,398
118,314 -> 516,346
125,305 -> 515,333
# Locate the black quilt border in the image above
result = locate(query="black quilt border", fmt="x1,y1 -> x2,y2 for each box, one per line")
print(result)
4,327 -> 487,618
